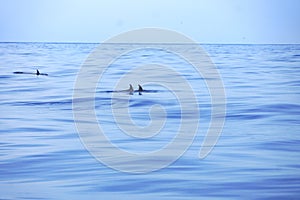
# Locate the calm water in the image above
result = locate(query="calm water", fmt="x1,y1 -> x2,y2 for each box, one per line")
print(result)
1,43 -> 300,199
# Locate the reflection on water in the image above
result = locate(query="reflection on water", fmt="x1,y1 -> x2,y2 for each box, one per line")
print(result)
0,43 -> 300,199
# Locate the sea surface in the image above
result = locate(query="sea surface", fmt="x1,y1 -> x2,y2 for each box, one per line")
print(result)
0,43 -> 300,199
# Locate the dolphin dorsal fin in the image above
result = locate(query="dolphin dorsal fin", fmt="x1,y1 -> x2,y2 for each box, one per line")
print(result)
129,84 -> 134,94
138,84 -> 143,91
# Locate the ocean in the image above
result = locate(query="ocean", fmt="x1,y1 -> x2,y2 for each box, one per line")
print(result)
0,43 -> 300,199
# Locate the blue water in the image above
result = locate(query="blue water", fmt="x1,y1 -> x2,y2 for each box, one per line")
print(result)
1,43 -> 300,199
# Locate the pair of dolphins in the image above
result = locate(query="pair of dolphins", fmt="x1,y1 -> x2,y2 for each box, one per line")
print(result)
120,84 -> 144,95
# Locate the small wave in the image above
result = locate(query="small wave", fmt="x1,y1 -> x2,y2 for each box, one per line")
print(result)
0,75 -> 13,79
5,99 -> 72,107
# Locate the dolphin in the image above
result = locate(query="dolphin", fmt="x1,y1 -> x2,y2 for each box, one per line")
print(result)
128,84 -> 134,95
112,84 -> 134,95
13,69 -> 48,76
137,84 -> 143,95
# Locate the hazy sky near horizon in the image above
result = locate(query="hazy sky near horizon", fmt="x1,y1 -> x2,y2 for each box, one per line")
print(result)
0,0 -> 299,44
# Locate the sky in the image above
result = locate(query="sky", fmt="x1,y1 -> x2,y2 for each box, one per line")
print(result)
0,0 -> 300,44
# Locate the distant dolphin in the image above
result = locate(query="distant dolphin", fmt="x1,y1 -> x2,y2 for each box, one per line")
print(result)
128,84 -> 134,95
13,69 -> 48,76
137,84 -> 143,95
112,84 -> 134,95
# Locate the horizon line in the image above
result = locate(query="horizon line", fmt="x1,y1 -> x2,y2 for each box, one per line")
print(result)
1,41 -> 300,45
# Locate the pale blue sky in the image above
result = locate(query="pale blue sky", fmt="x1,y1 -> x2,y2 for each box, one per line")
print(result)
0,0 -> 299,43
